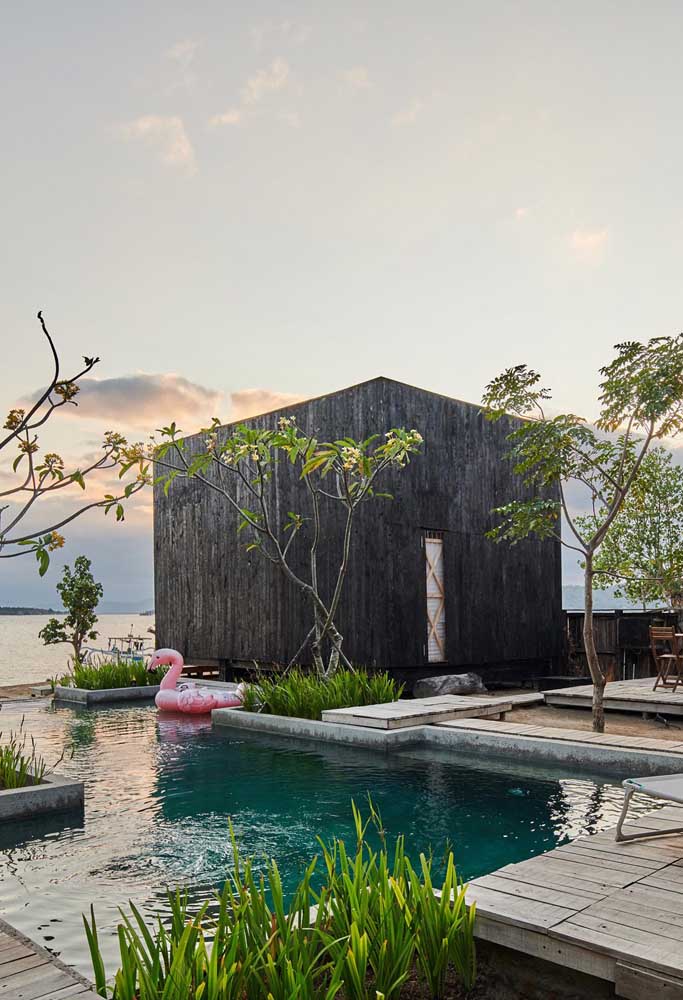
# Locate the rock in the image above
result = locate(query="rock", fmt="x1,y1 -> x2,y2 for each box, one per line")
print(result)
413,672 -> 487,698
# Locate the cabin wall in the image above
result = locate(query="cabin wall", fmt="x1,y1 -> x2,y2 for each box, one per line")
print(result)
154,379 -> 562,676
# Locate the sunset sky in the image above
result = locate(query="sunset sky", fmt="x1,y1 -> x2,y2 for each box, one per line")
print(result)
3,1 -> 683,606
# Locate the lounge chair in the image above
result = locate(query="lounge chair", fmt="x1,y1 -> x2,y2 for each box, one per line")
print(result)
615,774 -> 683,842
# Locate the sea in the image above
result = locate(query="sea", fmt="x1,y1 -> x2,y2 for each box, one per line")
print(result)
0,614 -> 156,687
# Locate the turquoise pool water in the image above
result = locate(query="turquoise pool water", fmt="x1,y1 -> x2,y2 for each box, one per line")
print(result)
0,699 -> 655,978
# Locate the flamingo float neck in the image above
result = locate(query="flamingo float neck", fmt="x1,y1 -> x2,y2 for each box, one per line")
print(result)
154,649 -> 185,690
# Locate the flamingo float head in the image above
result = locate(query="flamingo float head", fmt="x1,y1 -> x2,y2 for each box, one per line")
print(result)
148,648 -> 185,692
148,648 -> 183,678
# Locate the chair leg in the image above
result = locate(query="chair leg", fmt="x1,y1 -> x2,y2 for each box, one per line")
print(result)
615,786 -> 683,842
615,787 -> 635,841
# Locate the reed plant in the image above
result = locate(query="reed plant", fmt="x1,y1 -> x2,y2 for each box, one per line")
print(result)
84,801 -> 476,999
240,668 -> 403,720
58,656 -> 167,691
0,717 -> 65,789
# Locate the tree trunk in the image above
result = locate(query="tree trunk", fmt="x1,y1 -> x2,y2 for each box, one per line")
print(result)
584,552 -> 606,733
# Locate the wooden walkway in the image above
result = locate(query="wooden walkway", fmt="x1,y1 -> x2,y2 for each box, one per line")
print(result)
466,804 -> 683,996
545,677 -> 683,716
322,695 -> 512,730
0,919 -> 99,999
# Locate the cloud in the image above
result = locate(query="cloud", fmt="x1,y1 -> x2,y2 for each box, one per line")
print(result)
21,376 -> 305,433
342,66 -> 372,92
209,108 -> 243,127
241,58 -> 290,104
23,373 -> 222,431
391,99 -> 424,127
165,39 -> 199,92
250,20 -> 311,51
569,227 -> 609,261
229,388 -> 303,421
120,115 -> 197,173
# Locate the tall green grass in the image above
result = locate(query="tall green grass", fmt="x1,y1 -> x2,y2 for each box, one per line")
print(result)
57,657 -> 167,691
0,718 -> 65,788
84,801 -> 477,999
240,668 -> 403,720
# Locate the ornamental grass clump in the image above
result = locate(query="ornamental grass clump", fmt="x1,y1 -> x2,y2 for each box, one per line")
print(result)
0,718 -> 65,789
240,668 -> 403,720
83,801 -> 476,999
58,656 -> 167,690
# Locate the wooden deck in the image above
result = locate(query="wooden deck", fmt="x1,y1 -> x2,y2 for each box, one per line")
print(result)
466,805 -> 683,997
545,677 -> 683,717
0,918 -> 98,999
321,695 -> 512,730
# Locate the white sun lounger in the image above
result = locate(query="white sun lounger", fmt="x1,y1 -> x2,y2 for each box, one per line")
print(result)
615,774 -> 683,842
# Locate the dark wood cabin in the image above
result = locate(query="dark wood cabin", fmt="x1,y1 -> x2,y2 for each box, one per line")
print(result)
153,377 -> 562,686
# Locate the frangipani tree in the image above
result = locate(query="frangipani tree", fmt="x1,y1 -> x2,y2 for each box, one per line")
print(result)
578,447 -> 683,611
482,335 -> 683,732
147,416 -> 423,677
0,313 -> 148,574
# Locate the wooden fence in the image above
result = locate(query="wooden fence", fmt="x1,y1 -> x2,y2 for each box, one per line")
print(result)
563,609 -> 679,681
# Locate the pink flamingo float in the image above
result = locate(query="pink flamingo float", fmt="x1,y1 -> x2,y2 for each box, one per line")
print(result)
148,648 -> 242,714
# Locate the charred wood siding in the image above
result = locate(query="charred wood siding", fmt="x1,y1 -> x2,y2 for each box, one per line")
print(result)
154,377 -> 562,676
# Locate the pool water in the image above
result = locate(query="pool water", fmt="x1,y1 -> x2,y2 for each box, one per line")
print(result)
0,699 -> 655,978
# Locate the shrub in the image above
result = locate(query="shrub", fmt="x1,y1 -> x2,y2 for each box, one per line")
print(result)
84,802 -> 476,999
240,668 -> 403,720
58,656 -> 167,691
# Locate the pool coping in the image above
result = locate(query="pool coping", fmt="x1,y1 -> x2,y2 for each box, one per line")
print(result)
54,684 -> 160,704
212,707 -> 683,776
0,770 -> 84,821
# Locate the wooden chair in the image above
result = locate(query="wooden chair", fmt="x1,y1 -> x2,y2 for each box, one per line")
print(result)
651,626 -> 683,693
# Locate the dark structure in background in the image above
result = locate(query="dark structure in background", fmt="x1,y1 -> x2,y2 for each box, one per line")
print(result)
154,377 -> 562,685
563,609 -> 675,683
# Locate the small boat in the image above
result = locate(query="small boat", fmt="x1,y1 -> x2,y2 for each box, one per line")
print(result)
81,626 -> 154,665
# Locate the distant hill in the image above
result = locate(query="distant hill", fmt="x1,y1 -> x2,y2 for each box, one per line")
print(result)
562,585 -> 665,611
0,606 -> 58,615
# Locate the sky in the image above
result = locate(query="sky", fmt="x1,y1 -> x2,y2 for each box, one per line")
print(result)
3,1 -> 683,606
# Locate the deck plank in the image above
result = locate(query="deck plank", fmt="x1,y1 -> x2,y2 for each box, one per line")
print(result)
467,808 -> 683,984
0,920 -> 96,1000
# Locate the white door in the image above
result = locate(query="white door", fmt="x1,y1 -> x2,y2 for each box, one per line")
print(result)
425,534 -> 446,662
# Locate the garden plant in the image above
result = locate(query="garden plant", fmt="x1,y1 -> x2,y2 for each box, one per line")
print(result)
482,333 -> 683,732
84,801 -> 477,999
39,555 -> 103,661
240,668 -> 403,720
0,718 -> 65,789
0,311 -> 147,572
57,656 -> 167,691
578,446 -> 683,610
146,417 -> 423,678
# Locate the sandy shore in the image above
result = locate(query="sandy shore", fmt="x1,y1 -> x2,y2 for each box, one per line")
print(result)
0,682 -> 50,700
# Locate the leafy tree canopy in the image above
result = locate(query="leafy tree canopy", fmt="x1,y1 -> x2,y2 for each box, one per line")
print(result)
39,555 -> 103,662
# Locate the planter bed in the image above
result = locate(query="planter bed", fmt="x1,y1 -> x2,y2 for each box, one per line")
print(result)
0,771 -> 84,821
54,684 -> 160,705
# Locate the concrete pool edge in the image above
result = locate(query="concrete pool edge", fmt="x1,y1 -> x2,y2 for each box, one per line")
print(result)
54,684 -> 160,705
212,707 -> 683,776
0,770 -> 84,821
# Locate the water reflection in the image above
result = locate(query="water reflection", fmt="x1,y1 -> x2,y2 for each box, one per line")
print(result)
0,699 -> 657,978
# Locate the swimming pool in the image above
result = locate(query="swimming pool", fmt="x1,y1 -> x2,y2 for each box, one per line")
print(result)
0,699 -> 655,978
